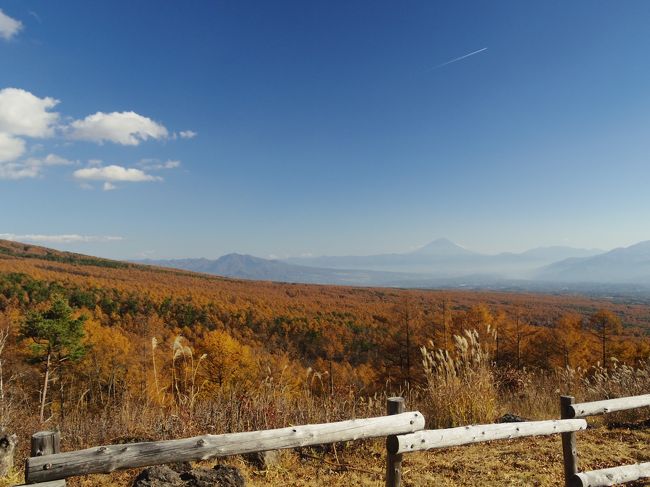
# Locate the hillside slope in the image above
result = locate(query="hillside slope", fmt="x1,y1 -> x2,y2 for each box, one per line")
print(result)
1,237 -> 649,487
2,238 -> 650,337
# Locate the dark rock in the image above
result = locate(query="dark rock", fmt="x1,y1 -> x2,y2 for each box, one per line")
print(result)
243,450 -> 280,470
607,418 -> 650,430
133,464 -> 245,487
297,442 -> 346,455
168,462 -> 193,473
132,465 -> 183,487
181,465 -> 245,487
496,413 -> 527,423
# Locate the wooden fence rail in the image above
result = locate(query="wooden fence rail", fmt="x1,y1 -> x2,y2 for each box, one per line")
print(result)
19,482 -> 65,487
568,394 -> 650,419
572,462 -> 650,487
25,410 -> 424,484
387,419 -> 587,455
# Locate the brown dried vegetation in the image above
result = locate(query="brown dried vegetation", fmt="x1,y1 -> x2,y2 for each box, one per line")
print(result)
0,239 -> 648,486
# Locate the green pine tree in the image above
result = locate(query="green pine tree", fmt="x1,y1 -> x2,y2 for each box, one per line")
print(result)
20,295 -> 86,422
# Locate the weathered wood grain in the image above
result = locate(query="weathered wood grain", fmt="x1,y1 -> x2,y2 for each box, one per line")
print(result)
569,394 -> 650,418
26,411 -> 424,483
572,462 -> 650,487
30,432 -> 60,458
385,397 -> 404,487
388,419 -> 587,454
15,480 -> 66,487
561,396 -> 579,487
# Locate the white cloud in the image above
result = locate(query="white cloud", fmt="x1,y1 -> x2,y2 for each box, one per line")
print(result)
0,88 -> 63,179
24,153 -> 76,167
0,152 -> 76,180
160,160 -> 180,169
0,133 -> 26,163
0,88 -> 60,138
29,143 -> 45,153
0,9 -> 22,40
73,164 -> 162,182
68,111 -> 168,145
138,158 -> 180,170
0,87 -> 182,184
0,233 -> 124,243
0,133 -> 30,179
0,162 -> 39,179
179,130 -> 197,139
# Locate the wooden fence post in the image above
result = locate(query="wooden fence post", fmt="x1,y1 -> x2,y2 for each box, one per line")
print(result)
25,431 -> 65,485
386,397 -> 404,487
560,396 -> 578,487
30,431 -> 60,457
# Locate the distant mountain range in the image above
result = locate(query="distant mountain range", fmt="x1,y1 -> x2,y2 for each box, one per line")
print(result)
139,253 -> 422,286
2,235 -> 648,293
137,238 -> 650,291
535,240 -> 650,284
282,238 -> 603,277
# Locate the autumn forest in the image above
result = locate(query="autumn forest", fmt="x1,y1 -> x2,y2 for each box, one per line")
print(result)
1,238 -> 649,485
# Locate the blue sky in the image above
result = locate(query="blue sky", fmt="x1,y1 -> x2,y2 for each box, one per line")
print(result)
2,1 -> 650,259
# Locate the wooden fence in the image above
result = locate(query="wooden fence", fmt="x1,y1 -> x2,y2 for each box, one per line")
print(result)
560,394 -> 650,487
17,404 -> 424,486
387,394 -> 649,487
12,394 -> 649,487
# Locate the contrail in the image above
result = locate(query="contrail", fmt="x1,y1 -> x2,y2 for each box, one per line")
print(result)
428,47 -> 488,71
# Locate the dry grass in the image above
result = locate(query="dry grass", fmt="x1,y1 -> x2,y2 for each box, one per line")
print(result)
581,359 -> 650,425
0,468 -> 22,487
2,330 -> 649,486
420,329 -> 500,428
